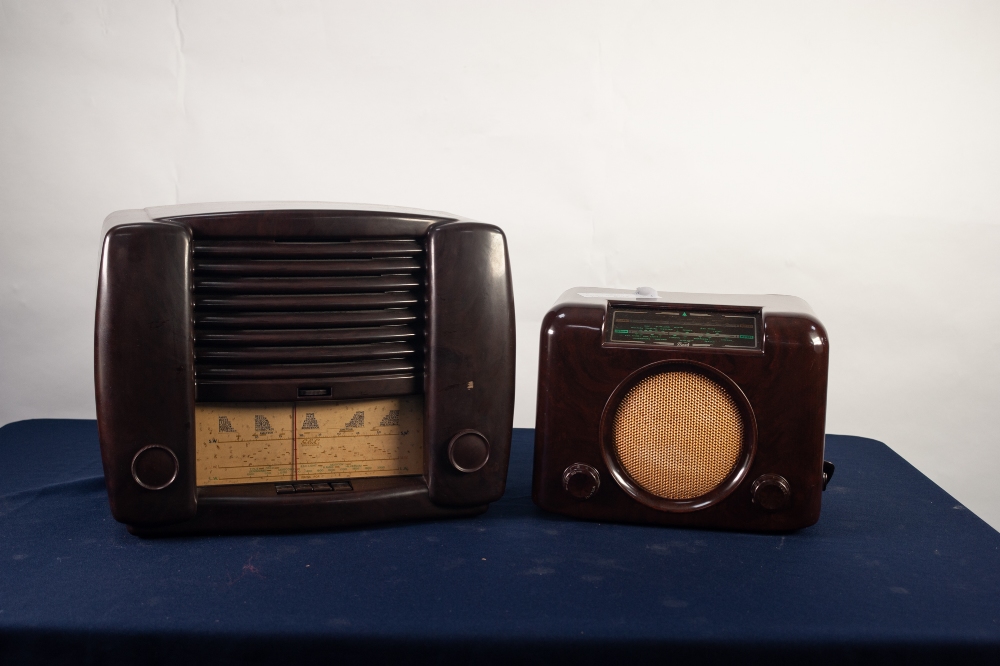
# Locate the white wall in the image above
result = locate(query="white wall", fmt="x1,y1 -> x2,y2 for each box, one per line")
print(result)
2,1 -> 999,528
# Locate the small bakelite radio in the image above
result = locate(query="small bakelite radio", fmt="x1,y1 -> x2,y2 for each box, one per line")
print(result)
95,203 -> 515,535
532,287 -> 832,532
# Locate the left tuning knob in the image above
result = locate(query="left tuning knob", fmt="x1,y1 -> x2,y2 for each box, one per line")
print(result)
563,463 -> 601,500
131,445 -> 179,490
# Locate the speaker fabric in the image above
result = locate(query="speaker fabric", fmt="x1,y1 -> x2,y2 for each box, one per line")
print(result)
612,370 -> 744,500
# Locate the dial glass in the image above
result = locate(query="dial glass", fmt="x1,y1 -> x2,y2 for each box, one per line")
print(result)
608,308 -> 759,349
195,396 -> 423,486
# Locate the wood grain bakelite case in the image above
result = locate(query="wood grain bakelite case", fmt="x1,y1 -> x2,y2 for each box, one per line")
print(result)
95,203 -> 515,535
532,288 -> 830,532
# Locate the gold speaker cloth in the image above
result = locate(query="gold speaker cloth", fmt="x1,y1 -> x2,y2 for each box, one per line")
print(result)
612,370 -> 744,500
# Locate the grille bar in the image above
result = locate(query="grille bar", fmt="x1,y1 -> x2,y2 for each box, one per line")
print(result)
193,275 -> 421,294
192,238 -> 424,392
196,342 -> 415,364
194,292 -> 420,311
195,309 -> 420,329
197,359 -> 419,380
195,325 -> 418,346
193,239 -> 423,258
194,258 -> 422,276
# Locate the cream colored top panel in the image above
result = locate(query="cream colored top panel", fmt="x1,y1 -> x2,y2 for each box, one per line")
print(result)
100,201 -> 474,243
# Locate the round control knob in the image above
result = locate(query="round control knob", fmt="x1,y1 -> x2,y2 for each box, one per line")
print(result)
563,463 -> 601,500
131,445 -> 179,490
448,430 -> 490,473
752,474 -> 791,511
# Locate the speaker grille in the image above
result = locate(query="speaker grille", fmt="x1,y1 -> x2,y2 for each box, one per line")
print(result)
191,238 -> 423,387
612,371 -> 743,500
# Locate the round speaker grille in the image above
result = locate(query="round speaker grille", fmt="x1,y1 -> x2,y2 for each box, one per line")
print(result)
612,370 -> 744,500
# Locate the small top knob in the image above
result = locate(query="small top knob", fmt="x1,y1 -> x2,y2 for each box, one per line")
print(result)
751,474 -> 791,511
635,286 -> 659,299
563,463 -> 601,500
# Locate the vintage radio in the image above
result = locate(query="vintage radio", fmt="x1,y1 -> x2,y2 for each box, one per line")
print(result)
95,203 -> 515,535
532,287 -> 832,532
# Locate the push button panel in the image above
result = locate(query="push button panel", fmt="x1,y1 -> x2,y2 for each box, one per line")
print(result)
275,480 -> 353,494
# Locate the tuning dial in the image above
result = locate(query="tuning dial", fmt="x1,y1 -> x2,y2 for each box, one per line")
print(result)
752,474 -> 791,511
563,463 -> 601,500
448,430 -> 490,473
131,445 -> 179,490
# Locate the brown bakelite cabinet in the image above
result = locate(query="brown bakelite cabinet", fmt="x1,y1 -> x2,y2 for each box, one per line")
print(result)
95,203 -> 515,536
532,287 -> 830,532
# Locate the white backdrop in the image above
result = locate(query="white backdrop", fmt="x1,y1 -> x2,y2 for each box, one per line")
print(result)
2,1 -> 999,528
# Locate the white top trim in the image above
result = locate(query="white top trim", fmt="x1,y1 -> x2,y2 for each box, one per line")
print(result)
559,287 -> 816,316
100,201 -> 470,241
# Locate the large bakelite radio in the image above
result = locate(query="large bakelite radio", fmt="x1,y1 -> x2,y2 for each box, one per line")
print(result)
532,287 -> 832,532
95,203 -> 515,535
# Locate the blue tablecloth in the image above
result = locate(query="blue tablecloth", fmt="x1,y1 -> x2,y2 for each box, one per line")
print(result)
1,420 -> 998,665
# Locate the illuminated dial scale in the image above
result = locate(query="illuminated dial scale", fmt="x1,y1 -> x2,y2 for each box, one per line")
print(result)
195,396 -> 423,486
608,308 -> 759,349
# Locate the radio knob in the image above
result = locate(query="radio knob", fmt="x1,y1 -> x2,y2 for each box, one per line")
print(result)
751,474 -> 791,511
563,463 -> 601,500
448,430 -> 490,473
131,445 -> 179,490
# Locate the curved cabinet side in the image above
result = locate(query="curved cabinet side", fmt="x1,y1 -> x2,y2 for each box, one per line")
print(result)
424,222 -> 516,506
95,223 -> 197,526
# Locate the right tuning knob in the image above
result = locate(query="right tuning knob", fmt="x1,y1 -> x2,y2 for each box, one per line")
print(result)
751,474 -> 791,511
448,430 -> 491,473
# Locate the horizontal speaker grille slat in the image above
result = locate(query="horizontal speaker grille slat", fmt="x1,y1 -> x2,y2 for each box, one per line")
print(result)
195,325 -> 417,346
193,275 -> 421,294
195,309 -> 420,330
194,292 -> 420,312
193,239 -> 423,258
194,258 -> 422,276
192,238 -> 424,389
196,342 -> 415,364
197,358 -> 419,380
